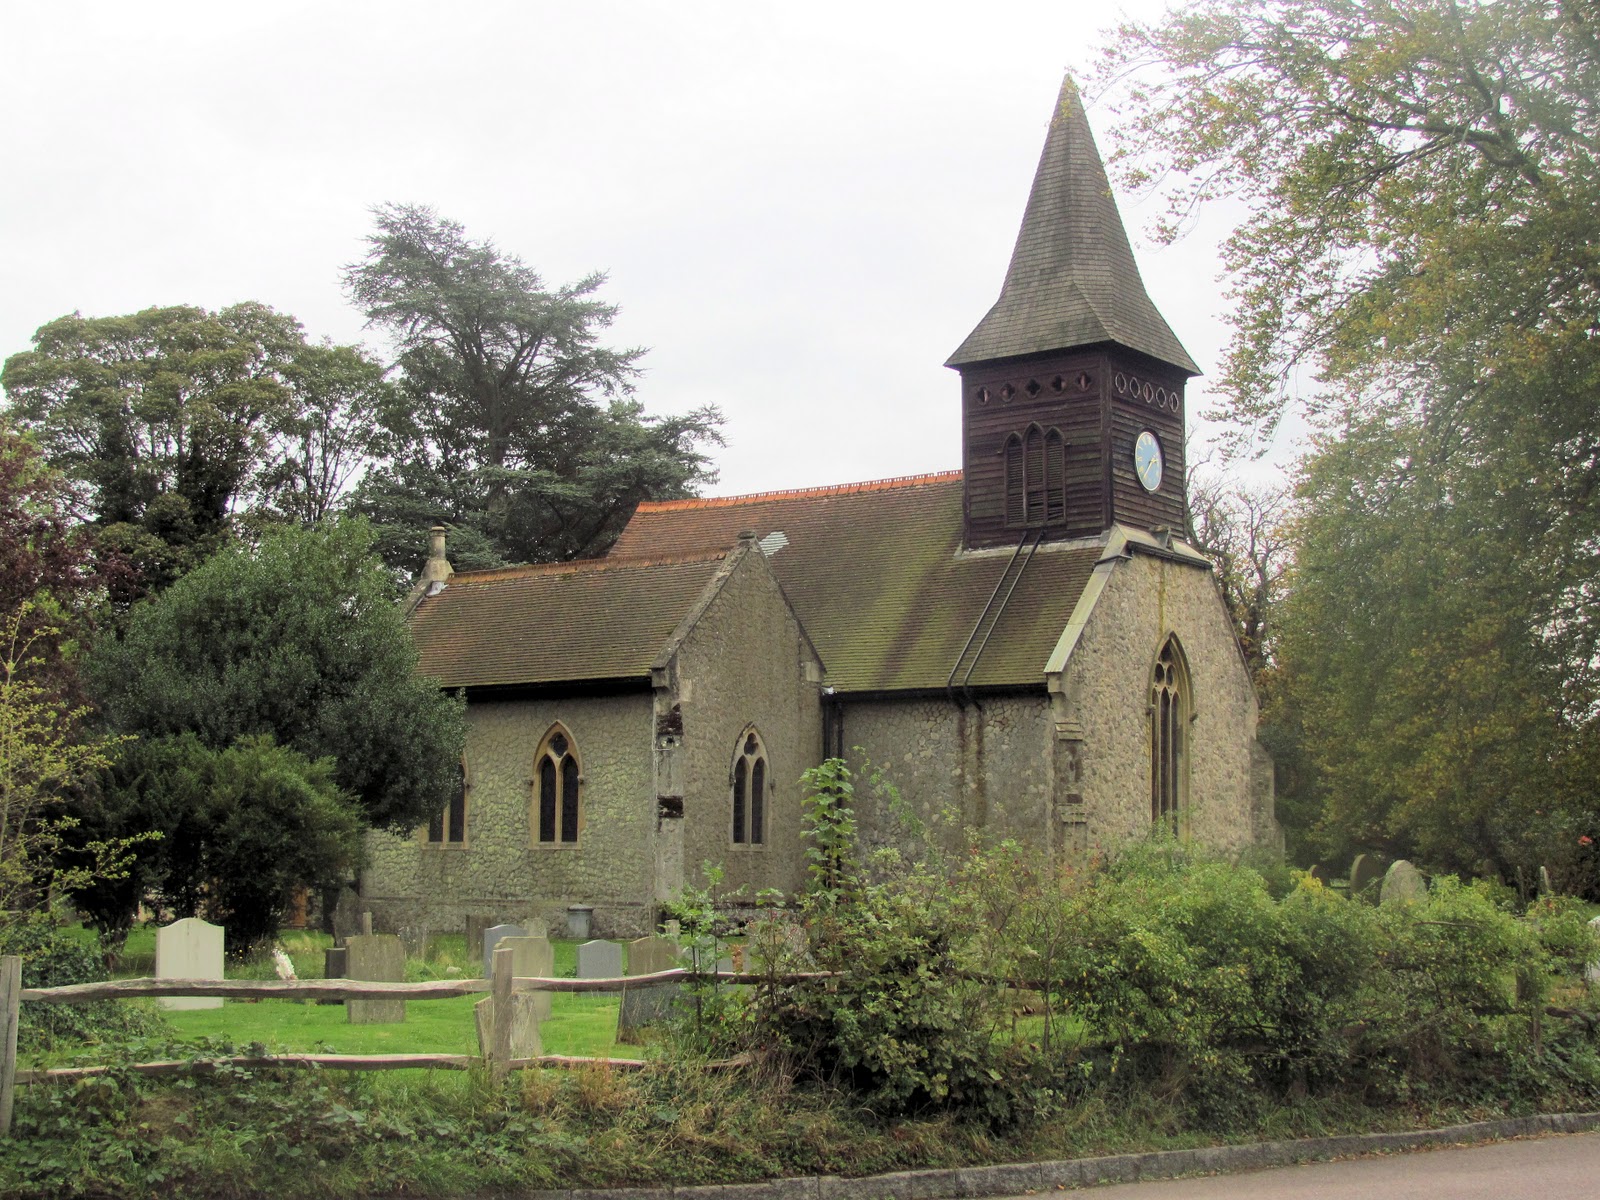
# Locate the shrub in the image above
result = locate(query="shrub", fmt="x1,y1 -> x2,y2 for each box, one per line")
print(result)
0,916 -> 166,1049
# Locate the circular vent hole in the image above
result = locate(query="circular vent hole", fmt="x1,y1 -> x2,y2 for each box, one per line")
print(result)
999,383 -> 1016,402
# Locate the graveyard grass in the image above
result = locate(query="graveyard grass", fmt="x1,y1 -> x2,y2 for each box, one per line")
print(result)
25,929 -> 636,1065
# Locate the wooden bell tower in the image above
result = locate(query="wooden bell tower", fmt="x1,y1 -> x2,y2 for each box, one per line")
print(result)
947,78 -> 1199,551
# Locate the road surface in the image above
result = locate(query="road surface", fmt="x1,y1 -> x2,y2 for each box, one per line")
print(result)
1031,1131 -> 1600,1199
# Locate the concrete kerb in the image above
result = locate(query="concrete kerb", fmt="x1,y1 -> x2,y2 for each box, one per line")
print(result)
430,1111 -> 1600,1200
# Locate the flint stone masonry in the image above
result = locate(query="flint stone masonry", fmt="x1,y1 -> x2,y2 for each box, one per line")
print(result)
362,693 -> 656,938
1380,859 -> 1427,906
154,918 -> 224,1011
481,924 -> 526,979
345,934 -> 406,1024
1051,547 -> 1274,856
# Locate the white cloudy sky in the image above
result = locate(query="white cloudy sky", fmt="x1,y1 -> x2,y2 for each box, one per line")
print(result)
2,0 -> 1279,498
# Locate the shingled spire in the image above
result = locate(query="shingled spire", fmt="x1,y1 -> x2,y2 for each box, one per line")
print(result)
947,77 -> 1197,374
950,77 -> 1195,550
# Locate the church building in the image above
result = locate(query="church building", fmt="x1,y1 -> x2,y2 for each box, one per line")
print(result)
362,79 -> 1280,938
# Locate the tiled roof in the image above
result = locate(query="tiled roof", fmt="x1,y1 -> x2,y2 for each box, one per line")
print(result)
611,473 -> 1102,693
410,553 -> 727,688
946,76 -> 1199,375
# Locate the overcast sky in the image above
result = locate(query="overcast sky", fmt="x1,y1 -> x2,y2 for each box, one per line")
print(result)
2,0 -> 1276,498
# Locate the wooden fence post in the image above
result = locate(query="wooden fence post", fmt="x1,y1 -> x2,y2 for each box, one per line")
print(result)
490,945 -> 512,1081
1,954 -> 21,1137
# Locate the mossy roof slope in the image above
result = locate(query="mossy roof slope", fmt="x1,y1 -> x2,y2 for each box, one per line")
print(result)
410,553 -> 726,688
611,473 -> 1101,693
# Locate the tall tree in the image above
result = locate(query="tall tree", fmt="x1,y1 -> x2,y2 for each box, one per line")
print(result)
2,304 -> 396,593
345,204 -> 723,571
1099,0 -> 1600,881
1186,471 -> 1290,683
87,519 -> 464,832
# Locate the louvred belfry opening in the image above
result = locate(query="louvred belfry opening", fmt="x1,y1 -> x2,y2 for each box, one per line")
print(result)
948,76 -> 1199,549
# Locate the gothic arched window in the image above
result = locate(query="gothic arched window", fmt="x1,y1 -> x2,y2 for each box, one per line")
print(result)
534,726 -> 581,844
1005,425 -> 1067,528
427,757 -> 469,845
1150,637 -> 1190,830
731,728 -> 768,846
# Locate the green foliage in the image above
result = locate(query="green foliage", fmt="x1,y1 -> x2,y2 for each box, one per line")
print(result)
86,519 -> 464,833
0,917 -> 166,1049
77,734 -> 363,949
1098,0 -> 1600,886
1,304 -> 397,595
345,204 -> 724,571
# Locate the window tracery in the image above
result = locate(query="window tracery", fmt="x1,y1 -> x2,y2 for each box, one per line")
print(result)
731,728 -> 768,846
534,726 -> 581,844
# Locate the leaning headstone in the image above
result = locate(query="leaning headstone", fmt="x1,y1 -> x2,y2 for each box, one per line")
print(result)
1306,863 -> 1328,884
1349,853 -> 1384,898
154,917 -> 224,1011
617,936 -> 682,1042
499,935 -> 554,1021
345,933 -> 406,1024
1379,859 -> 1427,906
480,924 -> 526,980
1539,865 -> 1553,896
577,939 -> 623,993
473,940 -> 547,1060
1586,916 -> 1600,986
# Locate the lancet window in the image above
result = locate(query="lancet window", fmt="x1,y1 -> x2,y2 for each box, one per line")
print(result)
535,726 -> 581,844
731,728 -> 768,846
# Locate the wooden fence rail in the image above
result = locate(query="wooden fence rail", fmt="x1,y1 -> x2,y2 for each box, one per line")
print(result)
0,950 -> 830,1136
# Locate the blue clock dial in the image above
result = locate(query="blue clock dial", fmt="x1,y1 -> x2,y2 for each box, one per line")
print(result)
1134,430 -> 1163,492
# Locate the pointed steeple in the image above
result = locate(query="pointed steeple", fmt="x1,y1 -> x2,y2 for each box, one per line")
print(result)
947,77 -> 1198,375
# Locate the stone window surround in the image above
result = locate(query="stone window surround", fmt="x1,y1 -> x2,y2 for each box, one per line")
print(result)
1149,633 -> 1193,834
420,755 -> 471,850
531,723 -> 584,848
729,725 -> 770,850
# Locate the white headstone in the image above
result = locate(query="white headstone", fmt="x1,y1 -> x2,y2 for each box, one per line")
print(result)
154,917 -> 224,1010
1586,916 -> 1600,986
577,939 -> 623,984
480,923 -> 526,979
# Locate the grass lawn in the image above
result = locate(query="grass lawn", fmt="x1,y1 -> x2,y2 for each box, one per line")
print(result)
97,925 -> 641,1061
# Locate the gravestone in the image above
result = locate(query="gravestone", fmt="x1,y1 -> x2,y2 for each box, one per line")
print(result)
617,936 -> 682,1042
577,939 -> 623,993
1349,853 -> 1384,898
320,945 -> 348,1006
1539,865 -> 1553,896
465,914 -> 496,966
1587,916 -> 1600,986
500,935 -> 554,1021
345,934 -> 406,1024
480,924 -> 526,980
1306,864 -> 1327,884
473,938 -> 547,1060
567,905 -> 595,940
1379,859 -> 1427,906
154,917 -> 224,1011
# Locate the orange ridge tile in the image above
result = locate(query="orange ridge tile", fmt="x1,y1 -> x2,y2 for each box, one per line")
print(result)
636,470 -> 963,512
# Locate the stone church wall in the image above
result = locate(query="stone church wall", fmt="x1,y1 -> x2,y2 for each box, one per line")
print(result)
361,692 -> 656,939
663,549 -> 823,906
838,694 -> 1056,859
1060,548 -> 1272,854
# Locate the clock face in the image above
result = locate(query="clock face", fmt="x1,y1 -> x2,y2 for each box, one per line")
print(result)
1134,430 -> 1163,492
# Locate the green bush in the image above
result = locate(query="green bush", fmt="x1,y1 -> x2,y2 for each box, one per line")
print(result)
0,917 -> 166,1049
